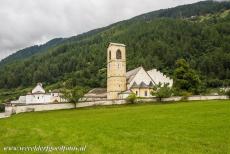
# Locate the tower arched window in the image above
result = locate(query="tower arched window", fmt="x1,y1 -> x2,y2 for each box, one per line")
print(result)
116,49 -> 122,59
109,50 -> 111,60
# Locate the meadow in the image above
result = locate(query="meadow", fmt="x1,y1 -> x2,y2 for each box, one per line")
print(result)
0,100 -> 229,154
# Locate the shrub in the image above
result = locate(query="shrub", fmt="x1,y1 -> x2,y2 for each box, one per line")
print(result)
180,91 -> 192,101
126,93 -> 137,104
61,87 -> 87,104
151,84 -> 172,101
217,89 -> 226,95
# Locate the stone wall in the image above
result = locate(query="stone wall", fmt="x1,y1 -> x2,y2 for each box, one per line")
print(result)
77,99 -> 126,108
4,100 -> 127,117
187,95 -> 228,101
2,95 -> 228,118
138,95 -> 228,102
5,103 -> 75,116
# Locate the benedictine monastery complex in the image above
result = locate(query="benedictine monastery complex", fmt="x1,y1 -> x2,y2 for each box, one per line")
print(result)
1,42 -> 226,118
11,42 -> 173,104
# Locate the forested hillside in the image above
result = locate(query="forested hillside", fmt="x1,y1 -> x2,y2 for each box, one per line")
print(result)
0,1 -> 229,92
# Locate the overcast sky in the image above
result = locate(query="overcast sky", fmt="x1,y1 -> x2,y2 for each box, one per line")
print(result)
0,0 -> 206,60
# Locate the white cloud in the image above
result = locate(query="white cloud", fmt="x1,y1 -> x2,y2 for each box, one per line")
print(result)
0,0 -> 204,60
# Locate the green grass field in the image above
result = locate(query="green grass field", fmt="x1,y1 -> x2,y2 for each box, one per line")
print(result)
0,100 -> 230,154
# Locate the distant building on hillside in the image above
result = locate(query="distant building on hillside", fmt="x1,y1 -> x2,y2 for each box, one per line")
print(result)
84,43 -> 173,100
11,83 -> 67,104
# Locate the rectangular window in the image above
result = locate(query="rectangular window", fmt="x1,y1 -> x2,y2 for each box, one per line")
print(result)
145,91 -> 148,96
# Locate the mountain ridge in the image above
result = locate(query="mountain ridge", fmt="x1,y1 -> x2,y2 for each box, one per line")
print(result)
2,0 -> 230,66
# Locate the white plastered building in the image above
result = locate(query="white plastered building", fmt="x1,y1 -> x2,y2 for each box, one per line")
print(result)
11,83 -> 66,104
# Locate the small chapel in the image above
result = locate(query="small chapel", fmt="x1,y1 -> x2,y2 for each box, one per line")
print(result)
10,83 -> 67,104
84,43 -> 173,100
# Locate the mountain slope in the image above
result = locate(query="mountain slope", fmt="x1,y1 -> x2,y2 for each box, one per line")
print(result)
2,0 -> 230,66
0,0 -> 230,90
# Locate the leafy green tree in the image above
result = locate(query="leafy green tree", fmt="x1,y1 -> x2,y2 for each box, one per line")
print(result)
151,83 -> 172,101
173,59 -> 201,94
62,87 -> 87,107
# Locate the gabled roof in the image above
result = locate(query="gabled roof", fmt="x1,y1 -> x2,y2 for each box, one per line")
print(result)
139,82 -> 149,88
87,88 -> 107,94
84,88 -> 107,98
130,82 -> 151,89
126,67 -> 143,83
149,81 -> 154,87
130,82 -> 139,88
32,83 -> 45,94
119,90 -> 132,94
147,69 -> 173,87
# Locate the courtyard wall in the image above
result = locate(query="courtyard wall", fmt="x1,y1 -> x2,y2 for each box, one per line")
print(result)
2,95 -> 228,118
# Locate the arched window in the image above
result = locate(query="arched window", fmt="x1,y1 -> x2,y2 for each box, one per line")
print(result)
109,50 -> 111,60
116,49 -> 122,59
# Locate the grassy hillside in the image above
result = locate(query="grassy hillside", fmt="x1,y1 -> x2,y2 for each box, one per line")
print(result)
0,100 -> 229,153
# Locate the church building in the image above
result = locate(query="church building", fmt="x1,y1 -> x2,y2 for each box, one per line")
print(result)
83,42 -> 173,101
107,43 -> 173,100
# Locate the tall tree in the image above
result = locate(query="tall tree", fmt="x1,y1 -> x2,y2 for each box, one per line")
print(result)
173,59 -> 201,94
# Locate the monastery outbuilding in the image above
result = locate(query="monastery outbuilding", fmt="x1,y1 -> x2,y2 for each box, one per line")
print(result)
11,83 -> 66,104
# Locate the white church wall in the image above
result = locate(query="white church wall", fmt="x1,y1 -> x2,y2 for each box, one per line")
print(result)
11,93 -> 65,104
25,94 -> 51,104
18,96 -> 26,103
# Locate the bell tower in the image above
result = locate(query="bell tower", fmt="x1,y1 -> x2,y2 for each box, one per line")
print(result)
107,43 -> 126,100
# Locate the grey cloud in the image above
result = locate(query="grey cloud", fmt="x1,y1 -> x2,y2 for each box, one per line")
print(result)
0,0 -> 203,60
